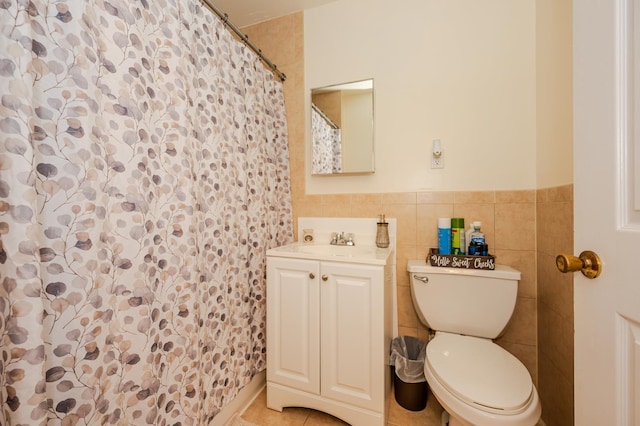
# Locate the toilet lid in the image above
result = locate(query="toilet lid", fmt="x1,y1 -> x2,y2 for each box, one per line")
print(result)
426,333 -> 533,414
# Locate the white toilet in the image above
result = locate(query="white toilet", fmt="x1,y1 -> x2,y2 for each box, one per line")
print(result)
407,260 -> 541,426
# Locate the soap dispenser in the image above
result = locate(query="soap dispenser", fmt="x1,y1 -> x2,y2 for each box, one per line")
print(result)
376,214 -> 390,248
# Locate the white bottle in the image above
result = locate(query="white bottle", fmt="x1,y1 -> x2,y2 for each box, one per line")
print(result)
465,222 -> 477,254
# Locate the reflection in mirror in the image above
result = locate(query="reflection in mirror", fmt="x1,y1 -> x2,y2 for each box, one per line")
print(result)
311,79 -> 374,175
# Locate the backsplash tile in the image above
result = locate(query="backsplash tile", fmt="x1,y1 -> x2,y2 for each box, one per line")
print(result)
454,190 -> 497,204
417,191 -> 455,204
536,184 -> 574,426
382,204 -> 418,247
493,249 -> 537,298
382,192 -> 418,205
496,189 -> 536,203
416,204 -> 455,248
499,297 -> 537,346
452,202 -> 496,249
495,203 -> 536,250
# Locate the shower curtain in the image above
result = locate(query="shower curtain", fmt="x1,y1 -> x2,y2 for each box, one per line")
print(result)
311,106 -> 341,174
0,0 -> 293,424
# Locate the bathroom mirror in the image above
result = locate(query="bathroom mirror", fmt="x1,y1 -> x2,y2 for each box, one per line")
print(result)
311,79 -> 374,175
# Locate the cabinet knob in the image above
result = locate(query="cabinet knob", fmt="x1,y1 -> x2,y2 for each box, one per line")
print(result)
309,273 -> 315,279
322,275 -> 328,281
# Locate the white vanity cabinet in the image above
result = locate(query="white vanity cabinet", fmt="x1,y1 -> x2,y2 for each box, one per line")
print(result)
266,245 -> 392,426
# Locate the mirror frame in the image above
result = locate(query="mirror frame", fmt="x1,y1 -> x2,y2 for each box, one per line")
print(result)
311,79 -> 374,176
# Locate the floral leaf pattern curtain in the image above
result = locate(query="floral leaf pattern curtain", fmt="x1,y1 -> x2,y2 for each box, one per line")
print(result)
311,106 -> 341,174
0,0 -> 293,424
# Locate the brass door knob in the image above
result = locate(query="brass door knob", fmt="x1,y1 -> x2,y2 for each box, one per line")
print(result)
321,275 -> 328,281
309,273 -> 315,279
556,250 -> 602,279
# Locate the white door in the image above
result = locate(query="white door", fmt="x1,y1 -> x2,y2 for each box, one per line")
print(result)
574,1 -> 640,424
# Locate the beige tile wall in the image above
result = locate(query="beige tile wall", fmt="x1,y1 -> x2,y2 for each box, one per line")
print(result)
537,185 -> 574,425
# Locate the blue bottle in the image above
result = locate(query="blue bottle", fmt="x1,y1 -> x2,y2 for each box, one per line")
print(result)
468,222 -> 486,256
438,218 -> 452,255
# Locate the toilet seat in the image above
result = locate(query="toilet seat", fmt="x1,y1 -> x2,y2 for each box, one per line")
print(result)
426,333 -> 533,415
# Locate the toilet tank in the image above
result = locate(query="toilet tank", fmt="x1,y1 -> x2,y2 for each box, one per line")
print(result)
407,260 -> 521,339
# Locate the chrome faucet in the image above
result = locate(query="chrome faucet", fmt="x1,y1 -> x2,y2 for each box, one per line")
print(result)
330,232 -> 355,246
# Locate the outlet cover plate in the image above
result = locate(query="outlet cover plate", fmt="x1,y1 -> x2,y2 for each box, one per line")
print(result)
431,155 -> 444,169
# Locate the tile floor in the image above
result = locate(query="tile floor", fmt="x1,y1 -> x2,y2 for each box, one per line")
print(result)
240,387 -> 444,426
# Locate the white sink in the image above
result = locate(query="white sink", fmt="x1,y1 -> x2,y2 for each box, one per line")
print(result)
267,242 -> 390,265
296,244 -> 377,257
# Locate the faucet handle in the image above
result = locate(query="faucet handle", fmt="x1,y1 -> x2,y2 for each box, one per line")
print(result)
330,232 -> 338,244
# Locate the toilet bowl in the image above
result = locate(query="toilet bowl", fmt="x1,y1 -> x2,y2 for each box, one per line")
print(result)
407,260 -> 541,426
425,333 -> 540,426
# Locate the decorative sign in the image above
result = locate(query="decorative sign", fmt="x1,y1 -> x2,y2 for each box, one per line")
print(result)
428,249 -> 495,270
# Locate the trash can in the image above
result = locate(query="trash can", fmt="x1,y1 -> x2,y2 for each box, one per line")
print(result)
389,336 -> 428,411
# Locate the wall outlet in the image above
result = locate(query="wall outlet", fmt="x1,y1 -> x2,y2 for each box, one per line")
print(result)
431,155 -> 444,169
431,139 -> 444,169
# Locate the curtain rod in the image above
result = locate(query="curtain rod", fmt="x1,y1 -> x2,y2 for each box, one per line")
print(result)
200,0 -> 287,82
312,103 -> 339,129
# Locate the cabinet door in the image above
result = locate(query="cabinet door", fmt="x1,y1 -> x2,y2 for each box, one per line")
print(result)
266,257 -> 320,394
320,262 -> 384,412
